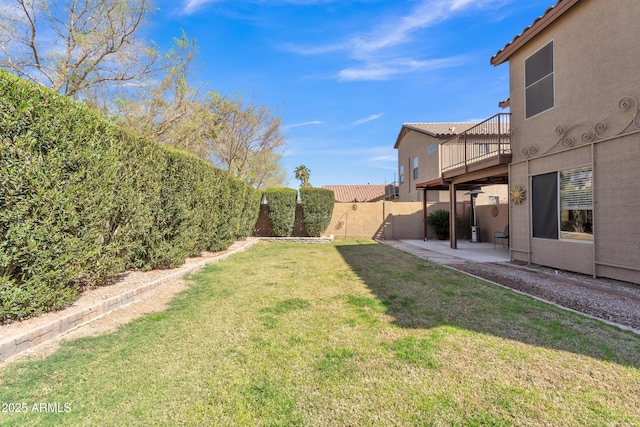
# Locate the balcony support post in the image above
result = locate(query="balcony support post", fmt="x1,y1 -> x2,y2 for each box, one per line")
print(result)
498,114 -> 501,154
450,183 -> 457,249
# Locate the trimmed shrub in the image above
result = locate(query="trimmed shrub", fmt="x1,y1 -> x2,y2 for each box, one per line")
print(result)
0,70 -> 260,322
235,180 -> 263,240
263,188 -> 298,237
299,188 -> 335,237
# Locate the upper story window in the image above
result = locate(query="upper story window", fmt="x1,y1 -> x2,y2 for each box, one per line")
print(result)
525,41 -> 554,119
399,165 -> 405,184
413,157 -> 419,180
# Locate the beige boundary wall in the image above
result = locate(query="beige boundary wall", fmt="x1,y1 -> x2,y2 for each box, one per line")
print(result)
474,204 -> 510,245
326,202 -> 424,240
255,202 -> 425,240
255,202 -> 508,241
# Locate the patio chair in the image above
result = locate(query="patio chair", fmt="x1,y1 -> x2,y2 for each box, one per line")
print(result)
494,225 -> 509,248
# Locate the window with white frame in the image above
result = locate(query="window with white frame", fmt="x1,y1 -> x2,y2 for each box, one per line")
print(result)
399,165 -> 405,184
560,167 -> 593,240
413,157 -> 419,180
531,167 -> 593,241
525,41 -> 554,119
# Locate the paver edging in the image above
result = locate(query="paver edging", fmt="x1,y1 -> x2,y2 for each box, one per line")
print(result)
258,235 -> 334,243
0,238 -> 259,362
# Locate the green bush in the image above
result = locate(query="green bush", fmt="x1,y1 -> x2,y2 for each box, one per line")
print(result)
263,188 -> 298,237
427,209 -> 451,234
0,70 -> 260,322
299,188 -> 335,236
235,180 -> 263,240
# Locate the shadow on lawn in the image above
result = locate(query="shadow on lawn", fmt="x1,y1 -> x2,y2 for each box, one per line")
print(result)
335,241 -> 640,369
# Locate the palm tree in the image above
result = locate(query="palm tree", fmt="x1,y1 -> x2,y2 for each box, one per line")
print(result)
294,164 -> 311,188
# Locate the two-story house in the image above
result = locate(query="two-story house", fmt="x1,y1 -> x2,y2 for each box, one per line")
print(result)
491,0 -> 640,284
395,121 -> 511,241
394,123 -> 478,203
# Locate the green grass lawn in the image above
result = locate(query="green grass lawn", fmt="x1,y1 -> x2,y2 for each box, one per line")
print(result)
1,240 -> 639,426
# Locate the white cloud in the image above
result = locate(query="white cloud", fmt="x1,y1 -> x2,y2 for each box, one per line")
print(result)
349,1 -> 449,54
182,0 -> 344,15
182,0 -> 222,15
283,0 -> 513,81
353,0 -> 515,54
451,0 -> 512,11
283,120 -> 324,129
368,154 -> 396,162
338,67 -> 396,82
352,113 -> 385,127
277,42 -> 343,56
338,57 -> 464,81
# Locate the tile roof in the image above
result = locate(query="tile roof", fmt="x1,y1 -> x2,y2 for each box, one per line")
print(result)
491,0 -> 581,66
322,184 -> 388,203
394,122 -> 479,148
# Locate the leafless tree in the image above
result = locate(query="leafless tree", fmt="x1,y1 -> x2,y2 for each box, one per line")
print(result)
212,94 -> 287,189
0,2 -> 288,187
114,31 -> 216,155
0,0 -> 157,98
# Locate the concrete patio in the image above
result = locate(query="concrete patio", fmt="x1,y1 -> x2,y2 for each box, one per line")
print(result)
399,239 -> 511,263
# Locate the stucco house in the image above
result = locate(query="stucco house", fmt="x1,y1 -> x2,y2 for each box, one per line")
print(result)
394,122 -> 477,202
395,121 -> 510,241
491,0 -> 639,284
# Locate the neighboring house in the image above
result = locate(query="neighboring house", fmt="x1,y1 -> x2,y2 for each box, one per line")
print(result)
322,184 -> 393,203
396,118 -> 511,242
488,0 -> 640,284
394,122 -> 479,202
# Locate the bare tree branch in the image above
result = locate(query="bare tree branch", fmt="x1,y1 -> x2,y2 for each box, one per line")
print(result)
0,0 -> 157,98
212,95 -> 287,188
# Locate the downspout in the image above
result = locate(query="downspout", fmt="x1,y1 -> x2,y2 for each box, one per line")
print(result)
508,163 -> 513,261
527,158 -> 532,266
408,157 -> 411,200
591,139 -> 597,278
450,183 -> 457,249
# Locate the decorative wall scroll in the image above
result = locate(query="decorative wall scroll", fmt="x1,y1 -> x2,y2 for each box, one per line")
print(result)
521,145 -> 539,158
522,96 -> 640,159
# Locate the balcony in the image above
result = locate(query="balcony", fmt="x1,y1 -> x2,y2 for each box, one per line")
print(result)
440,113 -> 511,180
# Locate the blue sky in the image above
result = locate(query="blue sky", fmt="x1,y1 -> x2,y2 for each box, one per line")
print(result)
151,0 -> 552,187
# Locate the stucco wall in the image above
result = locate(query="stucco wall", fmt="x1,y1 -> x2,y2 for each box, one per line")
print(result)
593,133 -> 640,283
508,0 -> 640,164
475,204 -> 509,245
254,200 -> 516,248
508,162 -> 530,263
326,202 -> 425,239
255,202 -> 426,240
502,0 -> 640,284
507,134 -> 640,284
396,130 -> 441,202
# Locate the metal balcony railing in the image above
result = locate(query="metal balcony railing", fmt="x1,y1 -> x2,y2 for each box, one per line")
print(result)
441,113 -> 511,174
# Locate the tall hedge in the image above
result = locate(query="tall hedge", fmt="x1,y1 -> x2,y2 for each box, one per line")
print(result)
0,70 -> 261,322
299,188 -> 335,236
263,188 -> 298,237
